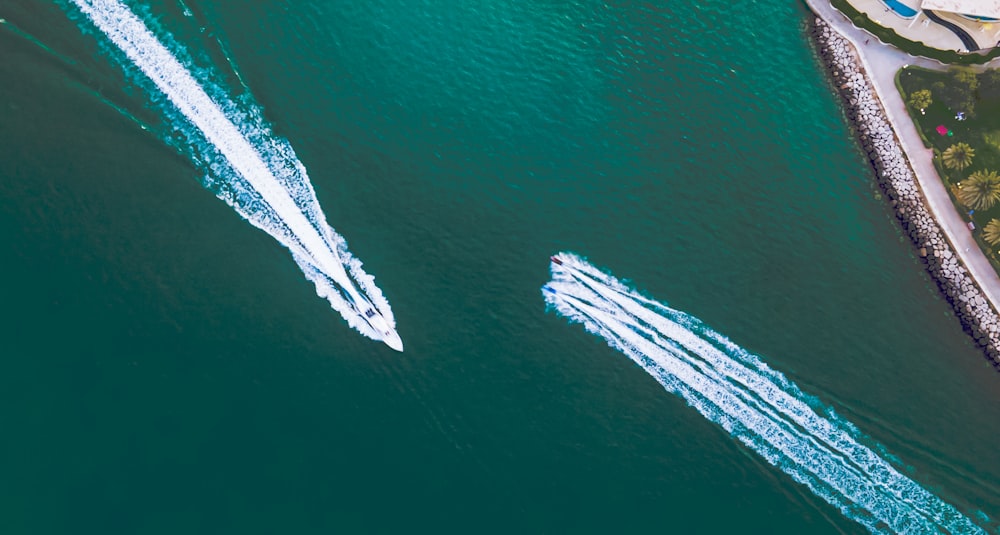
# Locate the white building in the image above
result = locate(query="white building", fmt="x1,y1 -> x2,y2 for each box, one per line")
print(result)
920,0 -> 1000,20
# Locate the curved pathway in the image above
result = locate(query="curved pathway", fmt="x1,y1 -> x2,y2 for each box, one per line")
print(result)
803,0 -> 1000,318
922,10 -> 980,51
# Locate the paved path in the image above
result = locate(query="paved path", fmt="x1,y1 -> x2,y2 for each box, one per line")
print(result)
922,9 -> 980,51
846,0 -> 1000,54
802,0 -> 1000,314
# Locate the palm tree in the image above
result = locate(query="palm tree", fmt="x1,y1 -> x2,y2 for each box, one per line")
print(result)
943,143 -> 975,171
984,219 -> 1000,246
959,170 -> 1000,211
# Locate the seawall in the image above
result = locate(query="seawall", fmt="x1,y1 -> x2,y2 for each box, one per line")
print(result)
809,17 -> 1000,370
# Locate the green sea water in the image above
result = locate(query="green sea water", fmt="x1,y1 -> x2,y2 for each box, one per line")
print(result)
1,1 -> 999,533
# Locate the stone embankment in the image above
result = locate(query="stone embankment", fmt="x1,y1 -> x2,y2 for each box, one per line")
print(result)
810,18 -> 1000,370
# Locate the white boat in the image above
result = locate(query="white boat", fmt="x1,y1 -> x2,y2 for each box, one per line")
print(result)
356,302 -> 404,352
297,249 -> 403,352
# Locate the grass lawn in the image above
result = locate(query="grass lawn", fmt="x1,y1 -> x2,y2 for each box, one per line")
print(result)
897,66 -> 1000,261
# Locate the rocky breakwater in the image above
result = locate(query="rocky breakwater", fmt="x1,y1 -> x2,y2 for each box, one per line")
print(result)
810,18 -> 1000,370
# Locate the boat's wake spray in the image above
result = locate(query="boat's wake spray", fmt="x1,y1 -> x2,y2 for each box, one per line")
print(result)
65,0 -> 401,350
544,252 -> 984,534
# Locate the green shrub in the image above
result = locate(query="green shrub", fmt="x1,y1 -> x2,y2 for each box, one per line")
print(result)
984,130 -> 1000,151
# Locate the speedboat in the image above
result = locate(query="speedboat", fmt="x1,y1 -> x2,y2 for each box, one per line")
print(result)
293,249 -> 403,351
358,304 -> 404,352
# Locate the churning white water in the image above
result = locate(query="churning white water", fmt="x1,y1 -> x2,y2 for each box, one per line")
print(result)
544,252 -> 983,534
68,0 -> 398,345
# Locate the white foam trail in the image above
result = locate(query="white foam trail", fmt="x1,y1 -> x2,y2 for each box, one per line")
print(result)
67,0 -> 396,342
544,253 -> 984,534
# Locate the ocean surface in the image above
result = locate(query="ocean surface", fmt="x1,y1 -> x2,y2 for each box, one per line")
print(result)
1,0 -> 998,533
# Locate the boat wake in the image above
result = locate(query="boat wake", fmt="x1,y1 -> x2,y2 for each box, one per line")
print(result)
543,252 -> 984,534
65,0 -> 401,350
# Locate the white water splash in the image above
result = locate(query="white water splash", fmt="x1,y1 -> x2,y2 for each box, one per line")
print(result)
543,252 -> 984,534
66,0 -> 399,347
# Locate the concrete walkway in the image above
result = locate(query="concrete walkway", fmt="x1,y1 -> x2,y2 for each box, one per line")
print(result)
846,0 -> 1000,52
923,9 -> 981,51
803,0 -> 1000,314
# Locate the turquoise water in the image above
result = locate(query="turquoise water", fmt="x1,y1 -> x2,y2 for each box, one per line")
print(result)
962,14 -> 999,22
880,0 -> 919,19
1,0 -> 999,533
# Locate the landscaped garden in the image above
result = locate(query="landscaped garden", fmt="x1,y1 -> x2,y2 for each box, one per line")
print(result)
898,66 -> 1000,262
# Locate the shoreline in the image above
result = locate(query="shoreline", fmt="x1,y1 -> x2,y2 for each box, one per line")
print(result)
807,16 -> 1000,370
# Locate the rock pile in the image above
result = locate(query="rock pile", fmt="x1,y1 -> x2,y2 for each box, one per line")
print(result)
810,18 -> 1000,370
